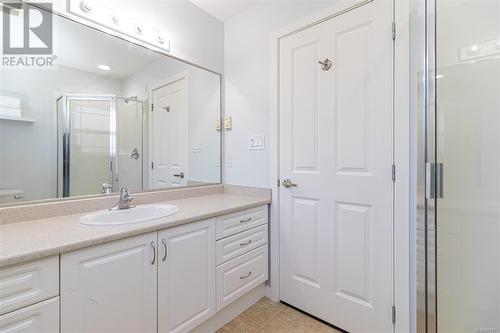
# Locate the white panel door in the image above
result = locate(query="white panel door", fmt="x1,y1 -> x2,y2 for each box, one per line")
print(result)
151,77 -> 189,188
279,1 -> 394,332
61,232 -> 157,333
158,219 -> 215,333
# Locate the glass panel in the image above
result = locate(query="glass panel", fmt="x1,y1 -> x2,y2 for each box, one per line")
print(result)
436,1 -> 500,332
116,98 -> 143,192
68,99 -> 112,196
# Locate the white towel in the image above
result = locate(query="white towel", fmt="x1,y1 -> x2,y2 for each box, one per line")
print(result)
0,107 -> 22,117
0,95 -> 21,108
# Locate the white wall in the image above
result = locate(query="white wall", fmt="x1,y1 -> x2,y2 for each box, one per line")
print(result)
223,1 -> 336,187
50,0 -> 224,73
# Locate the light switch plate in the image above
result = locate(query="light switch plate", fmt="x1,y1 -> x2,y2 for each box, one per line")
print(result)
249,134 -> 265,150
191,140 -> 204,152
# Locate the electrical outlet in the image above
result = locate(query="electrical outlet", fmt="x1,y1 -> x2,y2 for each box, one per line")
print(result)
225,154 -> 232,167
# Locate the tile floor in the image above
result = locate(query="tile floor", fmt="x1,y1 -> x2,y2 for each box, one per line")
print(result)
217,297 -> 342,333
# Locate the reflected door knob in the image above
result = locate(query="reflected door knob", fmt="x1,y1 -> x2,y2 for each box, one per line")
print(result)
281,179 -> 298,188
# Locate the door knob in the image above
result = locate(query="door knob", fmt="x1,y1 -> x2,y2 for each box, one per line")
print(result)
173,172 -> 184,179
281,179 -> 298,188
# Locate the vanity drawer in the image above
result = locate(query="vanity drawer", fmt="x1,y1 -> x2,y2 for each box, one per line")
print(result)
0,297 -> 59,333
0,256 -> 59,316
216,205 -> 268,240
216,245 -> 268,311
216,224 -> 268,265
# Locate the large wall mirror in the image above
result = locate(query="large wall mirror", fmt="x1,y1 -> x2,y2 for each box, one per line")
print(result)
0,3 -> 222,206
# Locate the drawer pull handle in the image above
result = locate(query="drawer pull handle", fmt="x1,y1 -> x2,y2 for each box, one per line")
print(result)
240,240 -> 252,246
240,217 -> 252,223
240,271 -> 252,279
162,238 -> 167,261
151,241 -> 156,265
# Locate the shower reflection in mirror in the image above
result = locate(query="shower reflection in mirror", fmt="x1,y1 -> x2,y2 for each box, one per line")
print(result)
56,95 -> 144,197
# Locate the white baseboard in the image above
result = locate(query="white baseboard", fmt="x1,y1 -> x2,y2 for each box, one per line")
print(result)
191,284 -> 266,333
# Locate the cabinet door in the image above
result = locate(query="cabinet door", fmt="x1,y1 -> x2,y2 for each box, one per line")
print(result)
158,219 -> 215,333
61,232 -> 157,333
0,297 -> 59,333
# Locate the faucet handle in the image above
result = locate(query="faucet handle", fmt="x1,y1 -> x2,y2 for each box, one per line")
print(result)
120,187 -> 130,197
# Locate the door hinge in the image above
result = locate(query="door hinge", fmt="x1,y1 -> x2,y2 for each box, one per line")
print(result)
392,305 -> 396,324
151,103 -> 154,112
392,164 -> 396,182
392,22 -> 396,40
151,162 -> 154,170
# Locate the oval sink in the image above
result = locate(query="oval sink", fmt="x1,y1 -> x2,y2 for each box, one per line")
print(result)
80,204 -> 179,226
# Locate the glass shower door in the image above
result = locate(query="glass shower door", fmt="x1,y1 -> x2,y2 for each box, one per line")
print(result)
434,1 -> 500,332
66,98 -> 114,197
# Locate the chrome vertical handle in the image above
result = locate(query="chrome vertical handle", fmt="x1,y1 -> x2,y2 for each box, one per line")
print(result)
162,238 -> 167,261
425,163 -> 444,199
151,241 -> 156,265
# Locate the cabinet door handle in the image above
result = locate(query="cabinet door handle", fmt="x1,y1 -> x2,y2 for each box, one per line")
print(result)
240,271 -> 252,279
240,217 -> 252,223
162,238 -> 167,261
240,240 -> 252,246
151,241 -> 156,265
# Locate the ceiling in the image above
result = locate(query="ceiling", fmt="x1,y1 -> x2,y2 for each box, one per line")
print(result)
189,0 -> 258,22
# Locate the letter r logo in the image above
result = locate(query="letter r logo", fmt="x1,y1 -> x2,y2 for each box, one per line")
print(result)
2,2 -> 53,54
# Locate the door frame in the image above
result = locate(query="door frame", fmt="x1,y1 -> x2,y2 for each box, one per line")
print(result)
269,1 -> 410,332
148,72 -> 190,188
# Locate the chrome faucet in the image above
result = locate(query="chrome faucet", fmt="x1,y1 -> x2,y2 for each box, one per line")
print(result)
110,187 -> 135,211
100,182 -> 113,195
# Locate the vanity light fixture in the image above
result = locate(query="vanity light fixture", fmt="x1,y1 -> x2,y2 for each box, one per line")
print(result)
97,64 -> 111,71
70,0 -> 170,53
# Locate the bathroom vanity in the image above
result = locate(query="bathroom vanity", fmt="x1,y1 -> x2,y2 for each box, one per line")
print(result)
0,188 -> 270,333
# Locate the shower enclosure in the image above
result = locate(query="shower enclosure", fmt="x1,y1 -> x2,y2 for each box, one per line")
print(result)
56,94 -> 144,197
417,1 -> 500,332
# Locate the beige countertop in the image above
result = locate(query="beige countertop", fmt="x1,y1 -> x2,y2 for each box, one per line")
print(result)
0,193 -> 270,268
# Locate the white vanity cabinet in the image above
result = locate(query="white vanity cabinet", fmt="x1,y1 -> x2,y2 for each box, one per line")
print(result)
215,206 -> 269,311
49,204 -> 268,333
0,256 -> 59,333
158,219 -> 215,333
61,232 -> 158,333
0,297 -> 59,333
